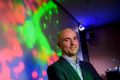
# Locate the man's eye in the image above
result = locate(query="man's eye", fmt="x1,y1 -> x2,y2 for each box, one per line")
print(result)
64,39 -> 69,41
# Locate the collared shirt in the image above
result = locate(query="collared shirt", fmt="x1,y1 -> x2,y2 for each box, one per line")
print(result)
63,55 -> 84,80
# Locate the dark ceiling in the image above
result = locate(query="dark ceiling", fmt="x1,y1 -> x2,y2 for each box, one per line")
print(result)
55,0 -> 120,29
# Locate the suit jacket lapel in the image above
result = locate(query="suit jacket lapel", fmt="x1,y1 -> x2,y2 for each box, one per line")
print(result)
79,62 -> 86,80
59,57 -> 81,80
79,61 -> 93,80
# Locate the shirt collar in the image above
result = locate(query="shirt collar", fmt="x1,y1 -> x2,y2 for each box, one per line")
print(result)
62,55 -> 80,64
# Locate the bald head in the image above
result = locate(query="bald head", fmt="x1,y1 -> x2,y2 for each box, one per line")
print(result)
57,28 -> 79,57
57,28 -> 77,43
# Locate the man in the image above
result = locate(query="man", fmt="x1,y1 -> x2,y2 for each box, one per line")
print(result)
47,28 -> 103,80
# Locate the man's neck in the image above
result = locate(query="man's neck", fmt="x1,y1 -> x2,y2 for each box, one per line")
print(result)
71,56 -> 77,62
63,54 -> 77,63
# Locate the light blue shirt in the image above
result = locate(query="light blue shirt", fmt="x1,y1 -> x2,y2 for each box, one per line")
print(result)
63,55 -> 84,80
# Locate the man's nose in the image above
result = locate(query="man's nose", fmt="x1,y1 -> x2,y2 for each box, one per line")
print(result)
70,40 -> 75,45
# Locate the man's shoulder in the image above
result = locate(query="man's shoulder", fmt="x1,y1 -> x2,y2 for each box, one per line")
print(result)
79,60 -> 95,69
47,59 -> 65,73
79,60 -> 92,66
48,58 -> 62,69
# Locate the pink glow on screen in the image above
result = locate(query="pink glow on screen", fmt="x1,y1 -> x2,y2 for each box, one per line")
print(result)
0,32 -> 23,62
48,53 -> 59,65
42,70 -> 47,77
0,25 -> 23,80
39,77 -> 44,80
32,70 -> 38,79
13,62 -> 25,75
0,63 -> 11,80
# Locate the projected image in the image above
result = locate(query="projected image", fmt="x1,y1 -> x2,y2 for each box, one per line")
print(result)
0,0 -> 61,80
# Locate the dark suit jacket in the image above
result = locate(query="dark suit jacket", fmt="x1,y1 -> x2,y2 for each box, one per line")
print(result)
47,57 -> 103,80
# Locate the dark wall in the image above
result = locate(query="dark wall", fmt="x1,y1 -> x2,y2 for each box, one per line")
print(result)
87,24 -> 120,76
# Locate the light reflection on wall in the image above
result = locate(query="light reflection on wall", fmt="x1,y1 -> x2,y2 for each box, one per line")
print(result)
0,0 -> 60,80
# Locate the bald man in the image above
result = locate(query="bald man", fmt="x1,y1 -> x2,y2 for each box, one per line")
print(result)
47,28 -> 103,80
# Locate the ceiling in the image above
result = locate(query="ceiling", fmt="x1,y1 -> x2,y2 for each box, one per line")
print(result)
54,0 -> 120,29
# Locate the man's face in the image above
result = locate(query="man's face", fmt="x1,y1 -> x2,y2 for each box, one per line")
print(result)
58,28 -> 79,57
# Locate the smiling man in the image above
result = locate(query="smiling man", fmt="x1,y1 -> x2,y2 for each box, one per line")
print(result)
57,28 -> 79,60
47,28 -> 103,80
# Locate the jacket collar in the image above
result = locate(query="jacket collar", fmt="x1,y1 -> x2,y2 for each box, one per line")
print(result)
59,57 -> 81,80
